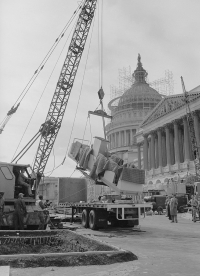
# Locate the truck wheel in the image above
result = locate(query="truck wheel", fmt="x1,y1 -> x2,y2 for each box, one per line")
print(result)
89,210 -> 97,230
81,209 -> 89,228
157,206 -> 163,214
178,206 -> 184,213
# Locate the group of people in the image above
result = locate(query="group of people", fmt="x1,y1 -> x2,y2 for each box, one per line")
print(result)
165,194 -> 200,223
13,194 -> 52,230
0,192 -> 52,230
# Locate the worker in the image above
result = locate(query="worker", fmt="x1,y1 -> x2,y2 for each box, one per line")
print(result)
152,201 -> 157,214
38,195 -> 45,210
44,199 -> 51,208
18,168 -> 33,197
188,195 -> 198,222
170,194 -> 178,223
0,192 -> 5,229
13,193 -> 27,230
37,195 -> 46,230
167,196 -> 172,220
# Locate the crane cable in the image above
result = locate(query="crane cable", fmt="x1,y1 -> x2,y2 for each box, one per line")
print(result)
88,115 -> 94,146
0,1 -> 84,134
97,0 -> 104,88
44,4 -> 97,175
12,17 -> 79,162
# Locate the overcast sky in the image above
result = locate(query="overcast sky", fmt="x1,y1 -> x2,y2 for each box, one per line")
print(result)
0,0 -> 200,178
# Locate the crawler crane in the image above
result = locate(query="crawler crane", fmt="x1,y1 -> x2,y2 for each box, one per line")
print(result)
0,0 -> 98,229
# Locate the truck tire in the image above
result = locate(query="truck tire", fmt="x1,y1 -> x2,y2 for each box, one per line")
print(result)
89,210 -> 98,230
81,209 -> 89,228
157,206 -> 163,214
178,206 -> 184,213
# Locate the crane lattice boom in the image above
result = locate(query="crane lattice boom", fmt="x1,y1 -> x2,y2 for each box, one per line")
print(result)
181,77 -> 200,177
33,0 -> 97,177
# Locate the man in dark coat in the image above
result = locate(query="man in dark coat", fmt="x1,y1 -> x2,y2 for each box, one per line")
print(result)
13,193 -> 27,230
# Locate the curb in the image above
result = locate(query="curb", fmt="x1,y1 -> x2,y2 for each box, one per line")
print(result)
0,249 -> 137,268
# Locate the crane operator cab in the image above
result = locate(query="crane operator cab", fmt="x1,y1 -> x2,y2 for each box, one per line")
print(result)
0,162 -> 36,200
0,162 -> 49,230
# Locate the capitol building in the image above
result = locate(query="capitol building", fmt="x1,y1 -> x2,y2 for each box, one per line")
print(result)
106,55 -> 200,194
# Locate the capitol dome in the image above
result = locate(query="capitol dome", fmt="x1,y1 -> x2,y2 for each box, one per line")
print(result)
106,54 -> 162,157
118,82 -> 162,111
110,54 -> 162,113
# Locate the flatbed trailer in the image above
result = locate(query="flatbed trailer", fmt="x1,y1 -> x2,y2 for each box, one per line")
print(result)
71,201 -> 152,230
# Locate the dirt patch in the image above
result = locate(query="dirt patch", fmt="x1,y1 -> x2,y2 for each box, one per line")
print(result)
0,230 -> 137,267
0,230 -> 116,255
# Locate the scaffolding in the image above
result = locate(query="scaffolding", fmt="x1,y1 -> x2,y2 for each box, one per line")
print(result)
149,70 -> 174,96
110,67 -> 175,100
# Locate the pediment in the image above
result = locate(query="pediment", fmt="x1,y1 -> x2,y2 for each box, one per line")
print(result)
141,92 -> 200,127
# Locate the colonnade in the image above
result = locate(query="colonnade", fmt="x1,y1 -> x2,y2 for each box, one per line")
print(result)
107,129 -> 136,150
138,112 -> 200,171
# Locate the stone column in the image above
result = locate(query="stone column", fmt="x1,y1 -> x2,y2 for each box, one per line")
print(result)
112,133 -> 114,148
155,136 -> 159,168
183,117 -> 190,161
148,138 -> 151,169
121,131 -> 124,147
150,132 -> 155,169
115,133 -> 117,148
162,134 -> 167,166
119,131 -> 121,147
132,129 -> 136,144
193,112 -> 200,152
174,121 -> 180,164
165,125 -> 171,166
178,127 -> 184,163
127,130 -> 130,146
137,143 -> 141,169
110,133 -> 113,149
170,130 -> 175,165
143,135 -> 148,170
157,129 -> 163,168
108,135 -> 111,150
124,130 -> 127,146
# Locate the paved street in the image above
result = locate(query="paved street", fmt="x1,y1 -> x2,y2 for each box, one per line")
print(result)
11,213 -> 200,276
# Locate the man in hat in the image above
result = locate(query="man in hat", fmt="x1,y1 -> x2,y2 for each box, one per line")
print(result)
0,192 -> 5,229
13,193 -> 27,230
18,168 -> 34,197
